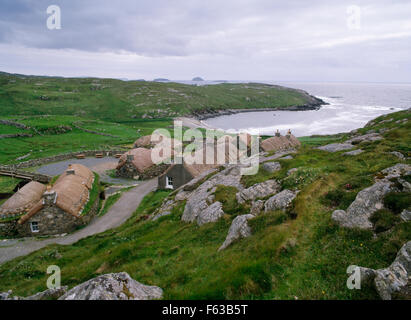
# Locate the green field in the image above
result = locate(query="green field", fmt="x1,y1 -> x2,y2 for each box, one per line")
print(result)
0,72 -> 318,122
0,110 -> 409,299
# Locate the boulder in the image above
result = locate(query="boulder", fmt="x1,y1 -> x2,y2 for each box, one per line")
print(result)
379,163 -> 411,180
346,133 -> 383,144
250,200 -> 265,215
331,181 -> 392,229
262,161 -> 281,173
400,209 -> 411,222
358,241 -> 411,300
317,143 -> 354,153
343,149 -> 364,156
389,152 -> 405,160
182,166 -> 244,225
58,272 -> 163,300
24,286 -> 68,300
280,155 -> 293,160
196,201 -> 225,226
219,214 -> 254,251
264,190 -> 298,212
236,179 -> 280,204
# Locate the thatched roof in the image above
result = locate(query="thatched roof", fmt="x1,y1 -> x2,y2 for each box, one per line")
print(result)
134,134 -> 182,150
0,181 -> 46,217
183,162 -> 219,178
18,164 -> 94,224
54,164 -> 94,189
261,134 -> 301,152
117,148 -> 156,173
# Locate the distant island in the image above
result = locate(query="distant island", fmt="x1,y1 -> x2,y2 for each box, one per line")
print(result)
154,78 -> 170,82
192,77 -> 204,81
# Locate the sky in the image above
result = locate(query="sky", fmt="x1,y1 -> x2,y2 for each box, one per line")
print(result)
0,0 -> 410,82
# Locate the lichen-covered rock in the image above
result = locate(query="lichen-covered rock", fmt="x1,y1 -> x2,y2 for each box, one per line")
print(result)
343,149 -> 364,156
400,209 -> 411,222
0,290 -> 15,300
219,214 -> 254,251
346,133 -> 383,144
152,200 -> 176,221
58,272 -> 163,300
264,189 -> 298,212
236,179 -> 280,204
317,143 -> 354,152
182,166 -> 244,225
250,200 -> 265,216
358,241 -> 411,300
331,181 -> 392,229
262,161 -> 281,173
25,286 -> 68,300
196,201 -> 225,226
379,163 -> 411,180
390,151 -> 405,160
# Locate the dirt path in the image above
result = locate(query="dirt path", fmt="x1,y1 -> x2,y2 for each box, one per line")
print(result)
0,179 -> 157,265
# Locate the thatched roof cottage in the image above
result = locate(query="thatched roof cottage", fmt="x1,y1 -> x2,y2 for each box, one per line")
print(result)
260,130 -> 301,152
116,148 -> 170,179
0,164 -> 100,237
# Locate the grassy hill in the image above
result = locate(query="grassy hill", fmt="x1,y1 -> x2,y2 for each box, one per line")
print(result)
0,72 -> 321,122
0,110 -> 409,299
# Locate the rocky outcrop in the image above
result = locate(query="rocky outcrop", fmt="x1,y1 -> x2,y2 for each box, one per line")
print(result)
58,272 -> 163,300
236,179 -> 280,204
346,133 -> 383,144
262,161 -> 281,173
182,166 -> 244,225
219,214 -> 254,251
264,189 -> 298,212
379,163 -> 411,180
0,287 -> 68,300
317,143 -> 354,153
400,209 -> 411,222
357,241 -> 410,300
343,149 -> 364,156
390,151 -> 405,160
250,200 -> 265,215
331,181 -> 392,229
196,201 -> 225,226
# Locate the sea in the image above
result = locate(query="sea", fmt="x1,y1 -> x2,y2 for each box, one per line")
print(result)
193,81 -> 411,137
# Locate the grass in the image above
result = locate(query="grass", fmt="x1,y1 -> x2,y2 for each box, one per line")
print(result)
99,193 -> 122,217
81,173 -> 100,216
0,176 -> 22,193
0,106 -> 409,300
0,72 -> 318,122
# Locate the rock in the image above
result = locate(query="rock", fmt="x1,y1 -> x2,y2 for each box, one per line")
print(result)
280,155 -> 293,160
0,290 -> 14,300
262,161 -> 281,173
196,201 -> 225,226
343,149 -> 364,156
218,214 -> 254,251
331,181 -> 392,229
264,190 -> 298,212
24,286 -> 68,300
374,241 -> 410,300
379,163 -> 411,180
58,272 -> 163,300
182,166 -> 244,225
317,143 -> 354,152
250,200 -> 265,215
347,133 -> 383,144
152,200 -> 175,220
400,209 -> 411,222
236,179 -> 280,204
287,168 -> 298,176
389,151 -> 405,160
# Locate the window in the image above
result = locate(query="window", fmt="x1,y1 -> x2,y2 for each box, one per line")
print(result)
166,176 -> 174,189
30,221 -> 39,233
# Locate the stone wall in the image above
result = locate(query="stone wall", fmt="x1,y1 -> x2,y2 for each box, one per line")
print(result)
117,163 -> 170,180
0,219 -> 19,238
0,150 -> 127,169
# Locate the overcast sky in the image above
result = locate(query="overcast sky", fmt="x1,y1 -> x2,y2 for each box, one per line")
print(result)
0,0 -> 410,82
